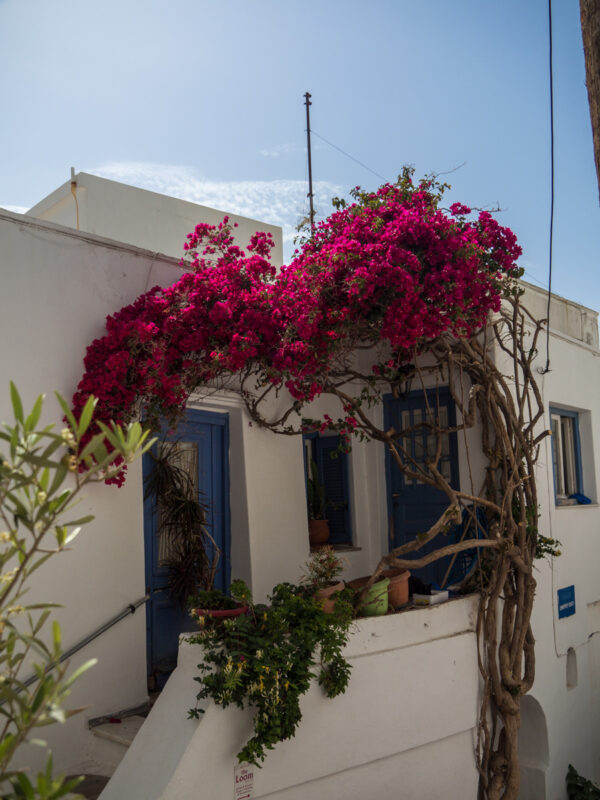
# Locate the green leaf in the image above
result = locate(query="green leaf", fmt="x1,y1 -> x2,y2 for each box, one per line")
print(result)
95,423 -> 121,452
79,430 -> 113,463
10,770 -> 36,799
30,678 -> 50,714
48,464 -> 68,497
24,454 -> 64,470
10,382 -> 24,424
52,620 -> 61,651
32,609 -> 51,635
61,515 -> 94,528
63,526 -> 82,545
29,552 -> 54,576
39,467 -> 50,493
53,392 -> 77,434
24,394 -> 44,434
63,658 -> 97,689
76,396 -> 97,439
39,437 -> 66,463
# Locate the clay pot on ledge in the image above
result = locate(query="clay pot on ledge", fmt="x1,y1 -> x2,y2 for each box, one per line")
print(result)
315,581 -> 345,614
381,568 -> 411,609
308,519 -> 330,547
191,604 -> 248,622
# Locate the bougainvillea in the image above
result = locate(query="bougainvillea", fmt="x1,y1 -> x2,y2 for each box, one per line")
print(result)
71,169 -> 522,484
72,169 -> 544,799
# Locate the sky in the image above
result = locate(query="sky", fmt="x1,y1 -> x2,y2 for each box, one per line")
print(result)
1,0 -> 599,310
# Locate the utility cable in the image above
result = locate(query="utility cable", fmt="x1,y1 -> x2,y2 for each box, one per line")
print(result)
310,129 -> 387,182
540,0 -> 555,374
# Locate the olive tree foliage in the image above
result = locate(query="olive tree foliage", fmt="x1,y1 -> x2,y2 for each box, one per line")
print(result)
0,384 -> 153,799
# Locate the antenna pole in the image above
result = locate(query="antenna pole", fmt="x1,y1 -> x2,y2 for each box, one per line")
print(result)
304,92 -> 315,235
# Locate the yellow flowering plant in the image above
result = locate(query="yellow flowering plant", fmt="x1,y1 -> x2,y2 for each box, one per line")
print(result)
187,580 -> 353,766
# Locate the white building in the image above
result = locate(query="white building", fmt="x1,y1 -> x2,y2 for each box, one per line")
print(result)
0,172 -> 598,799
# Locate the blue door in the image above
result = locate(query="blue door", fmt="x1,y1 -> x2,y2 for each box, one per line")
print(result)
384,389 -> 459,587
143,409 -> 229,688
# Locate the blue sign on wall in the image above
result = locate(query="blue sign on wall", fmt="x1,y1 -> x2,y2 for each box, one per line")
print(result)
558,585 -> 576,619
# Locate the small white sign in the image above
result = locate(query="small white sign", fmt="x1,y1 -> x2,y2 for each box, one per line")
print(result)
234,763 -> 255,800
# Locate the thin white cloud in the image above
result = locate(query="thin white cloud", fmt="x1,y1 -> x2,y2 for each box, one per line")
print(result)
90,162 -> 342,260
259,142 -> 300,158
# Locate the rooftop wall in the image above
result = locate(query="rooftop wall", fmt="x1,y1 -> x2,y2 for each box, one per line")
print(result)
27,172 -> 284,267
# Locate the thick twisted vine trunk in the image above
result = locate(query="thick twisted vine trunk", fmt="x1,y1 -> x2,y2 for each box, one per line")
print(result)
242,295 -> 546,799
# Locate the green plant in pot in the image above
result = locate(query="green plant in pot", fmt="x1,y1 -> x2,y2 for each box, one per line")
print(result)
348,575 -> 391,616
187,579 -> 352,766
189,579 -> 251,622
301,546 -> 346,613
307,458 -> 330,546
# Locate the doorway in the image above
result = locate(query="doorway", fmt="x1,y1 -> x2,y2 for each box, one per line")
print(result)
384,388 -> 459,586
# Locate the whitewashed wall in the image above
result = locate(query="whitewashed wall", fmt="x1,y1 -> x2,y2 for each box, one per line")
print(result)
494,285 -> 600,798
27,172 -> 284,267
0,210 -> 300,777
100,596 -> 480,800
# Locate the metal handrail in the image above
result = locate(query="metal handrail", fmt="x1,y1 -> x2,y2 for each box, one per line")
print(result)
19,595 -> 150,690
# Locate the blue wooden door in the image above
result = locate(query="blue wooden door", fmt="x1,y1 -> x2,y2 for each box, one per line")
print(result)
384,389 -> 459,587
143,409 -> 229,688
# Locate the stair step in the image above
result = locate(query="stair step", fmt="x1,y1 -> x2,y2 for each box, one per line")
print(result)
91,715 -> 146,747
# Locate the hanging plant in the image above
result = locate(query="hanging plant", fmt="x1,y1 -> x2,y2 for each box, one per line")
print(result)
187,580 -> 353,766
144,441 -> 221,607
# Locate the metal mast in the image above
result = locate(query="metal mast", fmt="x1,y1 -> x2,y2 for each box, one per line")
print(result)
304,92 -> 315,235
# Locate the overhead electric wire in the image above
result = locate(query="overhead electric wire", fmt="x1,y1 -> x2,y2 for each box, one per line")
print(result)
310,129 -> 387,182
541,0 -> 555,374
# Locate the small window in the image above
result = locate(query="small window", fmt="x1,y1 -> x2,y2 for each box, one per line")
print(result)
303,434 -> 352,545
550,408 -> 582,503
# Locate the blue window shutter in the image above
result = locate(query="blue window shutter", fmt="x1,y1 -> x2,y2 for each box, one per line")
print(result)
315,436 -> 352,544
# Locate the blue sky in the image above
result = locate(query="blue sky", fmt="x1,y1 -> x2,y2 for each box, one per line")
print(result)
1,0 -> 598,310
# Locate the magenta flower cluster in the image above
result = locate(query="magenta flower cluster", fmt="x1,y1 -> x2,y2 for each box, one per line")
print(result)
72,178 -> 522,485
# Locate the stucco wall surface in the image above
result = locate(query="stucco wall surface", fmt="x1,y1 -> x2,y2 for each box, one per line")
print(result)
519,326 -> 600,797
99,596 -> 480,800
0,209 -> 302,777
27,172 -> 284,268
0,210 -> 188,774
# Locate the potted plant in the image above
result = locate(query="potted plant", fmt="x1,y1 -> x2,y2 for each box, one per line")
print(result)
187,580 -> 353,766
307,458 -> 330,546
189,579 -> 250,622
301,546 -> 346,613
348,575 -> 391,616
380,567 -> 411,608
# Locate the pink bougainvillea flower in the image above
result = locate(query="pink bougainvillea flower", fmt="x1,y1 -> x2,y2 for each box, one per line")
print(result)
71,169 -> 522,485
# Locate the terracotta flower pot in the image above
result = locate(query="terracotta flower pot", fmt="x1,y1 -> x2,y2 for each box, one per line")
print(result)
381,568 -> 411,609
308,519 -> 330,547
348,576 -> 390,616
191,604 -> 248,622
315,581 -> 345,614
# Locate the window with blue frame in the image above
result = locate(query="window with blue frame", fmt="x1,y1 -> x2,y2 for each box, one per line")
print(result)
550,407 -> 582,503
303,433 -> 352,545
